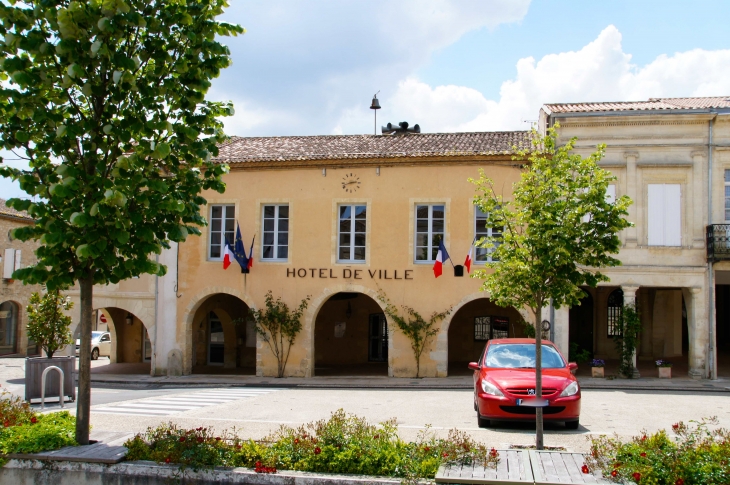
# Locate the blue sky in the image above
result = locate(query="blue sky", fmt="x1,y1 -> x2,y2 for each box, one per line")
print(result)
2,0 -> 730,198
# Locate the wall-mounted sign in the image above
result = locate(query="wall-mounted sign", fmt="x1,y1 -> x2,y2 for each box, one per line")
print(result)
286,268 -> 413,280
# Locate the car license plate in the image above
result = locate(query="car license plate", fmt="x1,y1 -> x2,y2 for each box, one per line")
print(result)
516,399 -> 523,406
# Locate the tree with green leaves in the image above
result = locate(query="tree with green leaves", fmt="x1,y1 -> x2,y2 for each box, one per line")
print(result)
0,0 -> 243,444
378,290 -> 451,378
250,291 -> 310,378
470,126 -> 632,449
26,289 -> 74,359
614,303 -> 641,378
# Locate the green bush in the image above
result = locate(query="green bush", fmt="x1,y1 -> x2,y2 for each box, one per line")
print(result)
125,409 -> 499,482
586,417 -> 730,484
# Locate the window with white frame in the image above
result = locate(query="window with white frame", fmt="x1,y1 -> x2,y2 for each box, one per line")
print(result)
415,204 -> 445,261
338,205 -> 366,262
725,170 -> 730,221
475,206 -> 502,263
262,204 -> 289,260
208,205 -> 235,259
647,184 -> 681,246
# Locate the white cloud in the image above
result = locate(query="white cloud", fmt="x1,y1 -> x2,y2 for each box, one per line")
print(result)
376,25 -> 730,133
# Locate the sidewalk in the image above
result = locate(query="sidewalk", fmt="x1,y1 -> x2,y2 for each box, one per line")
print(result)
85,370 -> 730,392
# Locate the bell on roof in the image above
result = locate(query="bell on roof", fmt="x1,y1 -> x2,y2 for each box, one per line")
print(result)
370,95 -> 381,110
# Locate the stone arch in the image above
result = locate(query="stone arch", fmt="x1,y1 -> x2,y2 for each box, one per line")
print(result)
436,292 -> 529,377
182,286 -> 255,375
305,284 -> 391,378
93,308 -> 151,367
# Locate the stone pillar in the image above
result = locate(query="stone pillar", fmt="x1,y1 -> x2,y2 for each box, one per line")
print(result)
623,152 -> 639,247
552,304 -> 569,359
153,243 -> 181,377
621,285 -> 640,377
683,286 -> 708,379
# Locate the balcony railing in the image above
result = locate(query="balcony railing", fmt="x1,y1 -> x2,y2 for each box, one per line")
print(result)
707,224 -> 730,261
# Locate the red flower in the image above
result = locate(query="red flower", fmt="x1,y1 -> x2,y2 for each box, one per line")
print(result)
640,452 -> 646,457
3,421 -> 9,428
490,448 -> 498,458
632,472 -> 641,482
30,417 -> 37,424
374,434 -> 379,439
675,479 -> 684,485
314,447 -> 321,455
196,427 -> 203,431
165,457 -> 171,464
197,437 -> 203,443
442,452 -> 449,458
641,435 -> 647,441
236,445 -> 242,450
424,447 -> 430,452
179,437 -> 186,442
255,461 -> 262,468
215,437 -> 221,441
611,470 -> 618,478
613,462 -> 621,468
672,423 -> 680,431
294,438 -> 299,444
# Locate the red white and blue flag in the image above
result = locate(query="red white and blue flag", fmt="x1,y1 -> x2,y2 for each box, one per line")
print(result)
433,239 -> 450,278
222,239 -> 236,270
464,237 -> 475,273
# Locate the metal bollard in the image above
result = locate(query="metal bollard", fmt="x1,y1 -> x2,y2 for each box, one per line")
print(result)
41,365 -> 65,410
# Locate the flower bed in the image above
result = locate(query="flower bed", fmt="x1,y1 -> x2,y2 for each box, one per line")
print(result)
125,409 -> 499,481
586,417 -> 730,484
0,389 -> 77,466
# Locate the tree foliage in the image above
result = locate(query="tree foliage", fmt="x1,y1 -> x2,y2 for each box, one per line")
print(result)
0,0 -> 242,444
614,303 -> 641,378
378,290 -> 450,378
470,125 -> 632,448
26,290 -> 74,359
250,291 -> 310,378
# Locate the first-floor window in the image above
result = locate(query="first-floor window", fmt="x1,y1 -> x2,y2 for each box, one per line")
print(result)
262,204 -> 289,260
338,205 -> 366,262
209,204 -> 235,259
607,288 -> 623,337
415,204 -> 445,261
475,206 -> 502,263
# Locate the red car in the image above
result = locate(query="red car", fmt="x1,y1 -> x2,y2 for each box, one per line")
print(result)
469,338 -> 581,430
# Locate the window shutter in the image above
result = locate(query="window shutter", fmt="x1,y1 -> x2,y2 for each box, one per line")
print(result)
647,184 -> 665,246
664,184 -> 681,246
13,249 -> 21,271
3,248 -> 15,279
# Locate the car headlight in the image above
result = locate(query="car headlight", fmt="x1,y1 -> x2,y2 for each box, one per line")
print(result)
480,379 -> 504,397
560,381 -> 579,397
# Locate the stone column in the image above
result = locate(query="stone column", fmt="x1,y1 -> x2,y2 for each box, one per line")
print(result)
623,152 -> 639,247
683,286 -> 708,379
154,243 -> 182,377
552,304 -> 570,359
621,285 -> 640,377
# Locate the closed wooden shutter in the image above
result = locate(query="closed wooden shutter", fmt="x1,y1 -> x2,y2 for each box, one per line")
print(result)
648,184 -> 681,246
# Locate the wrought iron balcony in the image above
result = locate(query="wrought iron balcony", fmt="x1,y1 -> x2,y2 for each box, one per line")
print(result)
707,224 -> 730,261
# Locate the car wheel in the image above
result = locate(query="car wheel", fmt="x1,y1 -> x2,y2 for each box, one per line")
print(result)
91,348 -> 99,360
477,414 -> 490,428
565,419 -> 580,430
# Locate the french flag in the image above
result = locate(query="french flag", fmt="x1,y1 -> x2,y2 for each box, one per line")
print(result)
222,240 -> 236,270
433,239 -> 450,278
464,237 -> 475,273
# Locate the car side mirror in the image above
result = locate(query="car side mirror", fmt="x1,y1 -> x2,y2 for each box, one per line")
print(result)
468,362 -> 480,371
568,362 -> 578,374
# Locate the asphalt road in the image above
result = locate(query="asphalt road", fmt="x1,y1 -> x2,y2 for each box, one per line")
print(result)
23,385 -> 730,452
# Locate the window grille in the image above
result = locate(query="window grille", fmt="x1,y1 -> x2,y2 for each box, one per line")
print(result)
607,288 -> 624,337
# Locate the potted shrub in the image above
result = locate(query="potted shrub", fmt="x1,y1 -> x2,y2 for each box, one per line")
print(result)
656,359 -> 672,378
24,290 -> 76,403
590,359 -> 605,378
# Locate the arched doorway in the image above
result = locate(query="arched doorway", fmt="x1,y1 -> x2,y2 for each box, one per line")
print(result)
0,301 -> 18,356
190,293 -> 253,375
90,308 -> 151,366
314,292 -> 388,376
447,298 -> 524,376
569,290 -> 594,361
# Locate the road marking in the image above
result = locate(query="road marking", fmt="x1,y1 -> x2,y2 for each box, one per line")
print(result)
91,388 -> 283,417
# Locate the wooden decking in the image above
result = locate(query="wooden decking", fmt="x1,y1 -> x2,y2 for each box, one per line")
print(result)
436,450 -> 609,485
7,430 -> 133,464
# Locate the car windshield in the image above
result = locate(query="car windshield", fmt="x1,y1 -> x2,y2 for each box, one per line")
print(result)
91,331 -> 104,340
485,344 -> 565,369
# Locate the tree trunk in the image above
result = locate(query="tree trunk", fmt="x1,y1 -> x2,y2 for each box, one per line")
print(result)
75,271 -> 93,445
534,303 -> 543,450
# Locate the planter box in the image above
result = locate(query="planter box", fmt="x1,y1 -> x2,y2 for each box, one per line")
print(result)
658,366 -> 672,379
24,356 -> 76,403
591,367 -> 605,378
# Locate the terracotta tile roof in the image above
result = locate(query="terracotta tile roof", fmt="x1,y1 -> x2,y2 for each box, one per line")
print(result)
543,96 -> 730,114
0,198 -> 33,221
213,131 -> 531,165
